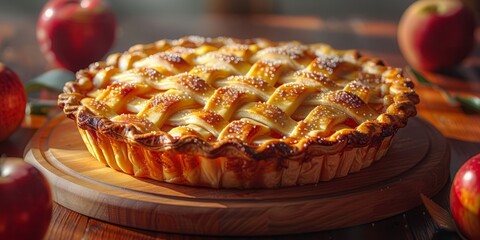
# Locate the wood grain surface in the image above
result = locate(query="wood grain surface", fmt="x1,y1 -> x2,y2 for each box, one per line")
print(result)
24,114 -> 449,236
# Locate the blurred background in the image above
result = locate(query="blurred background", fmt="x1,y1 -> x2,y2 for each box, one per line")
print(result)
2,0 -> 416,20
1,0 -> 421,81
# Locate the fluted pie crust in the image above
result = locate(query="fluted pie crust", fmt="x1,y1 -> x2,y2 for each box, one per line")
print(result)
59,36 -> 419,188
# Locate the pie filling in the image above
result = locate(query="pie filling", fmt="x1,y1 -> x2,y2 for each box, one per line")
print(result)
59,36 -> 419,188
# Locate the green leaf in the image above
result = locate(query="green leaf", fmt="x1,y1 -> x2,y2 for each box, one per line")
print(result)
408,66 -> 458,105
25,69 -> 74,93
455,95 -> 480,113
408,66 -> 480,113
408,66 -> 432,86
25,100 -> 58,116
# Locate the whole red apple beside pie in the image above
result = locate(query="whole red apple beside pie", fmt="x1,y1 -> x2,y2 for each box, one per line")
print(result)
0,157 -> 52,240
398,0 -> 476,71
37,0 -> 117,72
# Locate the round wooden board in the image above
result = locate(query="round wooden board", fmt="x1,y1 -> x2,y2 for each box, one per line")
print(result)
24,115 -> 450,236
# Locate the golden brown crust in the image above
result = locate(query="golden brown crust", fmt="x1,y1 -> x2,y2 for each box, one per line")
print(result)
58,36 -> 419,188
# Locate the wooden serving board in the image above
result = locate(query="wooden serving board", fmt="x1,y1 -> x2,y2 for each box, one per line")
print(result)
24,115 -> 450,236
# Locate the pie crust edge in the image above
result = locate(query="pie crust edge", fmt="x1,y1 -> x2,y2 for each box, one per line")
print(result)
58,36 -> 419,188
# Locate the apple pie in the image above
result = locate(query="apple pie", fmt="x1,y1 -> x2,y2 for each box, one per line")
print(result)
59,36 -> 419,188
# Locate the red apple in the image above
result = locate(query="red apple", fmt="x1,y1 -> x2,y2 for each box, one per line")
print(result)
398,0 -> 476,71
450,153 -> 480,239
37,0 -> 117,72
0,157 -> 52,240
0,63 -> 27,142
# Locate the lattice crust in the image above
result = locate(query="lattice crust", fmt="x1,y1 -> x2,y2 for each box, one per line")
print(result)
59,36 -> 419,188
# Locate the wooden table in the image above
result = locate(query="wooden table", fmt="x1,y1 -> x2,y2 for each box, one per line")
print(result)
1,4 -> 480,239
